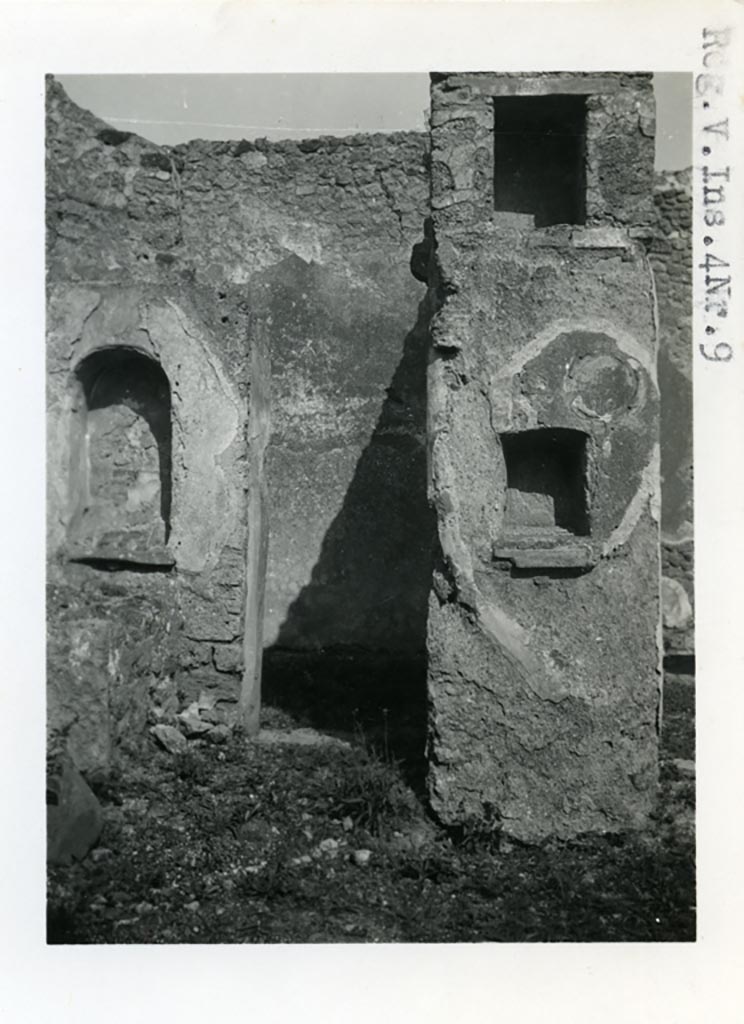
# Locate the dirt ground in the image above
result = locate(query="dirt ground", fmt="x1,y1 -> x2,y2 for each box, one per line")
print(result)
47,670 -> 695,944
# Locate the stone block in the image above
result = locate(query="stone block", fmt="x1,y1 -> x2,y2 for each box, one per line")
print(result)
47,755 -> 103,865
212,642 -> 244,673
662,576 -> 693,631
151,723 -> 188,754
177,703 -> 214,737
47,613 -> 113,776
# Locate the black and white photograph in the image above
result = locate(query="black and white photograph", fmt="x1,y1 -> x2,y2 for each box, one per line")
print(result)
1,1 -> 743,1021
44,70 -> 695,945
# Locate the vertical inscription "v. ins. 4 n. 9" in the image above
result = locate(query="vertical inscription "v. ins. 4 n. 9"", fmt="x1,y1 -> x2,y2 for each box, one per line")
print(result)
697,26 -> 734,363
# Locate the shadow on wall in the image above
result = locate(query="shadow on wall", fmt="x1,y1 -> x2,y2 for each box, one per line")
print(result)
658,347 -> 693,537
262,234 -> 436,777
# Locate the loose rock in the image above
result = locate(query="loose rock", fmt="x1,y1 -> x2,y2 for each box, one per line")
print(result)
150,723 -> 187,754
178,704 -> 213,737
256,728 -> 351,750
317,838 -> 341,858
662,576 -> 693,630
206,724 -> 231,745
47,754 -> 103,865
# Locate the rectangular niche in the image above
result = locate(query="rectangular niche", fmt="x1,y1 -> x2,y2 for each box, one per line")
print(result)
501,427 -> 590,538
493,95 -> 587,227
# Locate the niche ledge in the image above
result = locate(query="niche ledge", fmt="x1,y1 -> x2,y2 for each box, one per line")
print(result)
492,531 -> 595,570
67,531 -> 175,570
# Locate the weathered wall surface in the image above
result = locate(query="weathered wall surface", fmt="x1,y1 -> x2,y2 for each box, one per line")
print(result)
46,567 -> 180,776
429,72 -> 656,233
47,78 -> 433,771
164,132 -> 433,659
426,73 -> 661,841
46,79 -> 268,769
47,76 -> 691,793
647,171 -> 694,656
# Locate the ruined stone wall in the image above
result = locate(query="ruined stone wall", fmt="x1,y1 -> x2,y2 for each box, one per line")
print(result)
429,72 -> 656,233
165,127 -> 433,665
47,78 -> 692,782
647,171 -> 694,656
46,79 -> 269,771
47,79 -> 433,772
426,73 -> 661,841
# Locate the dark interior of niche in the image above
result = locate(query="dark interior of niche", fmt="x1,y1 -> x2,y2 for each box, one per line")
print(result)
76,347 -> 173,541
493,94 -> 587,227
501,427 -> 590,537
68,555 -> 175,574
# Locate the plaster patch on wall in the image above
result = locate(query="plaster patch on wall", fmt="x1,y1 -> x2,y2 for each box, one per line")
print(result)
430,363 -> 546,688
147,299 -> 243,574
476,601 -> 542,679
490,317 -> 657,390
603,443 -> 661,556
47,288 -> 102,359
271,383 -> 374,443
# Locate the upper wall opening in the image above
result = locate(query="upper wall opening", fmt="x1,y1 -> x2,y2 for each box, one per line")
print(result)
493,95 -> 587,227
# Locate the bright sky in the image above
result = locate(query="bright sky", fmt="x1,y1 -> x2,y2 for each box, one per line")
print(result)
58,72 -> 691,171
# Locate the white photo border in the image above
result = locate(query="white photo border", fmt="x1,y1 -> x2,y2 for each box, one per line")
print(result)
1,2 -> 743,1022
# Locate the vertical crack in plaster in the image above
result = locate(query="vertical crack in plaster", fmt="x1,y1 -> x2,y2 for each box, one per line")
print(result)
646,252 -> 661,388
59,290 -> 102,364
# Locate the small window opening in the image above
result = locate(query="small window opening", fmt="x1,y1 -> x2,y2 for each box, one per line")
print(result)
493,95 -> 587,227
501,428 -> 590,537
72,348 -> 172,560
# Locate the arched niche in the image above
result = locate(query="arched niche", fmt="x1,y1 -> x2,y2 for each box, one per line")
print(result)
68,346 -> 174,568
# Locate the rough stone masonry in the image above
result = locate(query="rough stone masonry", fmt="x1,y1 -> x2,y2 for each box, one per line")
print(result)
46,78 -> 270,778
46,72 -> 689,845
425,73 -> 662,841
